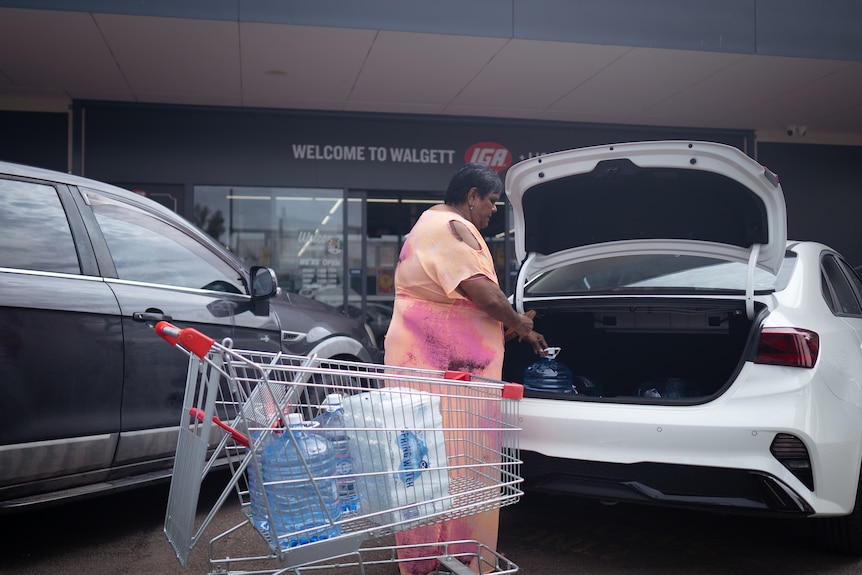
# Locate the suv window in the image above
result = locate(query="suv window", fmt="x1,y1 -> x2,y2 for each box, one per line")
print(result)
87,190 -> 245,293
0,178 -> 80,274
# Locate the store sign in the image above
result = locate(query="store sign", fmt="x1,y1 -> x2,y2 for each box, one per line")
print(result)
290,141 -> 514,171
464,142 -> 512,172
292,144 -> 455,164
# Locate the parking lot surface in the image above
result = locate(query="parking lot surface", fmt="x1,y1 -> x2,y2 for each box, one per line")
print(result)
3,471 -> 862,575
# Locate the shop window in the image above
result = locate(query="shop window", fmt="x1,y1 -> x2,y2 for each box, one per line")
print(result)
194,186 -> 346,302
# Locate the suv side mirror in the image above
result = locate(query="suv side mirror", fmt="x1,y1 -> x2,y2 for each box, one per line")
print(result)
250,266 -> 278,315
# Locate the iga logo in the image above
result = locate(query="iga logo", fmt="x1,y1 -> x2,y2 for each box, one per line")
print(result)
465,142 -> 512,172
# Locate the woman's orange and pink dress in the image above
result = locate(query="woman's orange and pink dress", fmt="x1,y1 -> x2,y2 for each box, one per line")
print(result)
384,208 -> 504,574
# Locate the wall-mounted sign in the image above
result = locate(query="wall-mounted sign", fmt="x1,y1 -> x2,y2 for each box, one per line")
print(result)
292,144 -> 456,165
464,142 -> 512,172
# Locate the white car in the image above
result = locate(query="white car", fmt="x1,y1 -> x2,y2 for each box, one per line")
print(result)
502,140 -> 862,554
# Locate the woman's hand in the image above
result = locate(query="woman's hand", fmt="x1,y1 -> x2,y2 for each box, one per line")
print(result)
511,312 -> 534,339
508,312 -> 547,354
504,310 -> 535,341
521,328 -> 548,355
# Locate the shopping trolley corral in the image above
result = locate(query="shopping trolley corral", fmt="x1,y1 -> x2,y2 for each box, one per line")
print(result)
155,321 -> 524,575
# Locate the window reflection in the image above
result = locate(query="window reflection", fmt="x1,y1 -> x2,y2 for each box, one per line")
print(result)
0,179 -> 80,274
194,186 -> 345,299
89,191 -> 243,293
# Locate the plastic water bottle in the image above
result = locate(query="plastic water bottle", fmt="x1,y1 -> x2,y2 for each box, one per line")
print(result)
246,431 -> 269,534
313,394 -> 358,514
523,347 -> 574,394
248,413 -> 342,549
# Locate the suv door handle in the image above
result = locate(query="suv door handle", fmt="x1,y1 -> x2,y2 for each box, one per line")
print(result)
132,311 -> 173,323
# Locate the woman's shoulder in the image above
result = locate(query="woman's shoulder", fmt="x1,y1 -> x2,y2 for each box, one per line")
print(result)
424,204 -> 455,217
447,219 -> 481,250
417,207 -> 481,250
415,205 -> 460,229
423,204 -> 471,223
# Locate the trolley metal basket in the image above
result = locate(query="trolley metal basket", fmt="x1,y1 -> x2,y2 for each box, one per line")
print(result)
156,321 -> 523,575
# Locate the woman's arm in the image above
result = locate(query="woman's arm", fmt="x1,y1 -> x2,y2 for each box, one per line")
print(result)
458,276 -> 547,354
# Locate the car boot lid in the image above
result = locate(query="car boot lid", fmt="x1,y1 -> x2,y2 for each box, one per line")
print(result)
505,141 -> 787,317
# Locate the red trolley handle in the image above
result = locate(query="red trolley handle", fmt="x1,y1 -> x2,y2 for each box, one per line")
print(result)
189,407 -> 250,448
444,370 -> 524,400
155,321 -> 215,359
502,382 -> 524,400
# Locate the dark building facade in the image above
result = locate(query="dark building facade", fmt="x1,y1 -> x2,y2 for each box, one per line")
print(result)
2,0 -> 861,311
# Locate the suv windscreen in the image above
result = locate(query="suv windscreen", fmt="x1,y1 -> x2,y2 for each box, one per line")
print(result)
525,253 -> 795,296
87,190 -> 245,293
0,179 -> 80,274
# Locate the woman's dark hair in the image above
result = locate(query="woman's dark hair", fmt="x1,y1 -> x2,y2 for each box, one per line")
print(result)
444,163 -> 503,205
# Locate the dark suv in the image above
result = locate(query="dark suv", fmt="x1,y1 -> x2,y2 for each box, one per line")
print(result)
0,160 -> 379,511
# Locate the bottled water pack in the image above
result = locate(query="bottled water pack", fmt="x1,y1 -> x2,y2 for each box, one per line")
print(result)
343,387 -> 451,528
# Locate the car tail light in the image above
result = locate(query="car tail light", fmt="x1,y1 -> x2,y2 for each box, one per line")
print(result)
770,433 -> 814,490
754,328 -> 819,368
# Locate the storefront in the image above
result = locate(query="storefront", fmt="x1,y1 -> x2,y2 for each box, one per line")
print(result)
69,101 -> 751,327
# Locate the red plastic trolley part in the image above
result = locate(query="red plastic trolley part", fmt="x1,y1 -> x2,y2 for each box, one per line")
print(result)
502,382 -> 524,400
443,369 -> 524,400
189,408 -> 250,448
155,321 -> 216,359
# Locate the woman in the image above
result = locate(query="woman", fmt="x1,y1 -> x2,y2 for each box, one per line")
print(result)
384,163 -> 546,574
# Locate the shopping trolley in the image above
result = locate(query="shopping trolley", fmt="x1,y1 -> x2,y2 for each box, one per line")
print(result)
155,321 -> 524,575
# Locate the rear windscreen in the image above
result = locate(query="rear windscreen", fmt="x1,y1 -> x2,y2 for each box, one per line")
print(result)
525,252 -> 796,296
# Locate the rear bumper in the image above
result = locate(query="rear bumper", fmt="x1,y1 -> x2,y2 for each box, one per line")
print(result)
516,363 -> 862,517
521,450 -> 814,516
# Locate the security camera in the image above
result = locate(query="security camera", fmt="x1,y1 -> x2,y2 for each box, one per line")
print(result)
797,125 -> 808,136
785,125 -> 797,137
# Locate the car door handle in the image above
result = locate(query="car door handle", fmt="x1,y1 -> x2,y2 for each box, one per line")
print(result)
132,311 -> 173,323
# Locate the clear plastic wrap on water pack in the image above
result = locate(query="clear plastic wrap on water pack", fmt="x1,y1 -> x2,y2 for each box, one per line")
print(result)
343,387 -> 451,528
